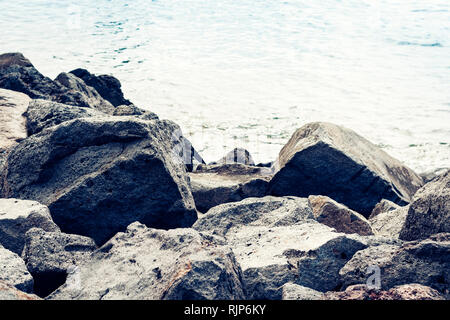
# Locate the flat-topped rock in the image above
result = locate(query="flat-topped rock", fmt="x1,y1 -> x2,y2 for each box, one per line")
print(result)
281,283 -> 322,300
370,205 -> 409,238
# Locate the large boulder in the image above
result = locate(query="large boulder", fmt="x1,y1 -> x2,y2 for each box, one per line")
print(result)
0,53 -> 114,113
0,199 -> 59,255
399,170 -> 450,241
0,245 -> 34,293
189,164 -> 271,213
22,228 -> 97,297
308,195 -> 374,236
268,122 -> 423,216
323,283 -> 445,300
0,89 -> 30,151
48,222 -> 246,300
339,234 -> 450,295
0,280 -> 41,300
370,205 -> 409,238
1,117 -> 197,245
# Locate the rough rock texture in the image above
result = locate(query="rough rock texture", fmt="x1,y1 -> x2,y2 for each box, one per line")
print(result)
112,104 -> 158,120
70,68 -> 132,107
281,283 -> 323,300
214,148 -> 255,166
399,170 -> 450,241
1,117 -> 197,245
189,164 -> 272,213
0,89 -> 30,151
0,53 -> 114,113
0,199 -> 60,255
268,122 -> 423,216
369,199 -> 401,219
26,99 -> 105,135
0,280 -> 41,300
22,228 -> 97,297
308,195 -> 374,236
0,245 -> 34,293
370,206 -> 409,238
48,222 -> 246,300
193,196 -> 369,298
339,234 -> 450,295
323,283 -> 445,300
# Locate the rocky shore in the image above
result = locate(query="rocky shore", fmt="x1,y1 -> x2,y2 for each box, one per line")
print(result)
0,52 -> 448,300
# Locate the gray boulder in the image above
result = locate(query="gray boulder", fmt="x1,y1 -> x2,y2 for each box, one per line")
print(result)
214,148 -> 255,166
1,117 -> 197,245
308,195 -> 374,236
0,89 -> 30,151
48,222 -> 246,300
268,122 -> 423,216
0,280 -> 41,300
22,228 -> 97,297
369,199 -> 401,219
190,164 -> 271,213
0,198 -> 59,255
112,104 -> 158,120
370,206 -> 409,238
0,245 -> 34,293
399,170 -> 450,241
281,283 -> 322,300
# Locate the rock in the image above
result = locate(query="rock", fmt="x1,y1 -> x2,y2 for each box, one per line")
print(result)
308,195 -> 374,236
0,245 -> 34,293
22,228 -> 97,297
268,122 -> 423,217
26,99 -> 104,135
48,222 -> 245,300
190,164 -> 271,213
281,283 -> 323,300
1,117 -> 197,245
70,68 -> 132,107
0,199 -> 60,255
112,104 -> 158,120
339,234 -> 450,295
0,53 -> 114,113
0,89 -> 30,151
0,280 -> 41,300
420,167 -> 449,184
369,199 -> 401,219
214,148 -> 255,166
370,206 -> 409,238
399,170 -> 450,241
323,283 -> 445,300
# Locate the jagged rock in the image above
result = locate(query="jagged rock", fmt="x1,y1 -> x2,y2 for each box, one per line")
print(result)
70,68 -> 132,107
323,283 -> 445,300
370,206 -> 409,238
0,280 -> 41,300
339,234 -> 450,295
0,53 -> 114,113
22,228 -> 97,297
308,195 -> 374,236
26,99 -> 104,135
0,245 -> 34,293
399,170 -> 450,241
1,117 -> 197,245
112,104 -> 158,120
420,167 -> 449,184
0,89 -> 30,151
213,148 -> 255,166
48,222 -> 245,300
189,164 -> 272,212
369,199 -> 401,219
268,122 -> 423,216
281,283 -> 322,300
0,199 -> 59,255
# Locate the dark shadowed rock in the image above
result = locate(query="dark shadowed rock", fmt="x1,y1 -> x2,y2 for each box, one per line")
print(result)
323,283 -> 445,300
1,117 -> 197,245
0,89 -> 30,151
22,228 -> 97,297
48,222 -> 246,300
308,195 -> 374,236
190,164 -> 271,213
370,205 -> 409,238
0,199 -> 60,255
339,234 -> 450,295
268,122 -> 423,216
0,245 -> 34,293
112,104 -> 158,120
281,283 -> 322,300
213,148 -> 255,166
399,170 -> 450,241
70,68 -> 132,107
0,280 -> 41,300
369,199 -> 401,219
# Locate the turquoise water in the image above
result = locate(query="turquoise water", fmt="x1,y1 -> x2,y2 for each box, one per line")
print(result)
1,0 -> 449,173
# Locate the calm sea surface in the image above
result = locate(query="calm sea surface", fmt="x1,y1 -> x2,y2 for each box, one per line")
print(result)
1,0 -> 449,173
